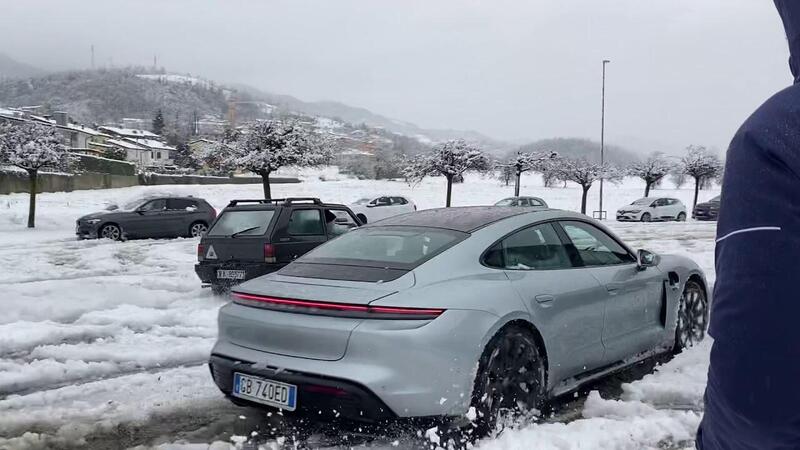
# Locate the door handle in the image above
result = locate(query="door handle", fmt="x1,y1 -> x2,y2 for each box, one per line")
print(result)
535,294 -> 555,305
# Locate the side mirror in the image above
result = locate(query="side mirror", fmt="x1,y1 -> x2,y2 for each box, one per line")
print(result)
637,249 -> 659,269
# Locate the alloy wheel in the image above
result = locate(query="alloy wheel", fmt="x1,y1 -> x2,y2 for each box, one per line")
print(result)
190,222 -> 208,237
641,213 -> 652,222
675,281 -> 708,351
100,225 -> 121,240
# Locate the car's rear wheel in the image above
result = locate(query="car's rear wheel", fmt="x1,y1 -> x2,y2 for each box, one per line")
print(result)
640,212 -> 652,222
99,224 -> 122,240
471,325 -> 545,436
676,212 -> 687,222
674,280 -> 708,353
356,214 -> 367,224
190,221 -> 208,237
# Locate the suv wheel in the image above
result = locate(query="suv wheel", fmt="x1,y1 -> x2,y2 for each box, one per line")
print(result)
99,224 -> 122,240
471,325 -> 545,436
674,280 -> 708,353
190,221 -> 208,237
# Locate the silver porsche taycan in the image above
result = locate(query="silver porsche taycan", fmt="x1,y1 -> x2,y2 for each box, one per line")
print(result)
209,207 -> 708,431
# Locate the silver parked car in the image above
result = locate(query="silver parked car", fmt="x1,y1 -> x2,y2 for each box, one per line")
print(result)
494,196 -> 548,208
209,207 -> 708,432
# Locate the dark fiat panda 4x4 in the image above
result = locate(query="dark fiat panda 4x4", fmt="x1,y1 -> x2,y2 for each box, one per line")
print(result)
195,198 -> 362,293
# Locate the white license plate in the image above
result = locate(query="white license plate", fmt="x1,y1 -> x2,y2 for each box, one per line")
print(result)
217,269 -> 246,280
232,372 -> 297,410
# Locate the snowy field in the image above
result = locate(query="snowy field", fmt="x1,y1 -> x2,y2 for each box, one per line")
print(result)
0,171 -> 719,450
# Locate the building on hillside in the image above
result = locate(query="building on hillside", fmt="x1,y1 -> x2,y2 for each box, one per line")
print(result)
195,118 -> 227,136
188,138 -> 217,155
99,126 -> 161,140
0,109 -> 110,151
121,118 -> 148,131
105,139 -> 154,167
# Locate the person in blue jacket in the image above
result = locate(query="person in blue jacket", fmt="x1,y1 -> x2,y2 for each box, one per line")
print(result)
697,1 -> 800,448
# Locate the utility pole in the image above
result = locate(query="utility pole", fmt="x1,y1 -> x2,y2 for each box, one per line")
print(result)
598,59 -> 610,220
91,45 -> 95,69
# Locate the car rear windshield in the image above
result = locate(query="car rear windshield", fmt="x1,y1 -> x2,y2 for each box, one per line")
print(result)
208,210 -> 275,236
299,226 -> 467,269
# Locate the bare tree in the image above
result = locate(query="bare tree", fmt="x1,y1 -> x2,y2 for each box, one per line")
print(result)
681,145 -> 723,209
202,120 -> 331,198
499,151 -> 557,196
558,158 -> 622,214
0,121 -> 73,228
403,139 -> 491,207
627,153 -> 673,197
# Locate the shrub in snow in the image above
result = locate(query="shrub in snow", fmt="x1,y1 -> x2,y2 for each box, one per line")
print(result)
680,145 -> 723,208
556,157 -> 622,214
627,153 -> 674,197
0,121 -> 74,228
498,150 -> 558,196
201,121 -> 332,198
403,139 -> 491,207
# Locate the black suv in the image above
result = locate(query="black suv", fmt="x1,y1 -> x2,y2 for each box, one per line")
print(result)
195,198 -> 362,293
692,195 -> 721,221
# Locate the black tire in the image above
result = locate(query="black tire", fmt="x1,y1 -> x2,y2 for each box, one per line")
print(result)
471,325 -> 545,437
357,214 -> 367,224
674,280 -> 708,353
640,212 -> 652,222
99,224 -> 122,241
676,212 -> 686,222
189,221 -> 208,237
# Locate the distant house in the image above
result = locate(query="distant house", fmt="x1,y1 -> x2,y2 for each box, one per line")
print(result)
98,126 -> 161,140
0,109 -> 109,151
188,138 -> 217,155
121,118 -> 148,131
99,125 -> 175,168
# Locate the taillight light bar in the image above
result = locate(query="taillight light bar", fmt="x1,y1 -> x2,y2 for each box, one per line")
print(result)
231,292 -> 444,320
197,243 -> 204,261
264,243 -> 276,263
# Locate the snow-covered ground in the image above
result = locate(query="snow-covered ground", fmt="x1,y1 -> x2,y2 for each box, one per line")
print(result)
0,172 -> 719,449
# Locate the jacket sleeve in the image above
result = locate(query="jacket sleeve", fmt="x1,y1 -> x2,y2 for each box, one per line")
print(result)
774,0 -> 800,82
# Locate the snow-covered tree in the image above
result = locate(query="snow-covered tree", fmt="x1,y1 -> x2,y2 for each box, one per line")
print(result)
557,158 -> 622,214
0,121 -> 73,228
627,153 -> 673,197
499,150 -> 558,196
680,145 -> 723,209
152,109 -> 165,135
203,120 -> 331,198
403,139 -> 491,207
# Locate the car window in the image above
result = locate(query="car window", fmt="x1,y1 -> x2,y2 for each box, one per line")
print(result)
375,197 -> 391,206
484,223 -> 573,270
301,226 -> 465,269
207,210 -> 275,236
139,199 -> 166,212
287,209 -> 324,235
530,198 -> 544,207
391,197 -> 408,205
560,221 -> 635,266
495,198 -> 515,206
324,209 -> 359,236
167,199 -> 198,211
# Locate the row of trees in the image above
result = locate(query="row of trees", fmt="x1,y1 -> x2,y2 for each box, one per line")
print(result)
402,140 -> 723,213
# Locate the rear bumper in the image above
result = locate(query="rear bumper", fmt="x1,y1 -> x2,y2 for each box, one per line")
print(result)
195,262 -> 283,285
209,354 -> 396,422
211,306 -> 498,419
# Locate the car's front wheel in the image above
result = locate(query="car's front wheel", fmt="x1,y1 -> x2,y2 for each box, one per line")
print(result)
99,224 -> 122,241
674,279 -> 708,353
190,221 -> 208,237
676,212 -> 687,222
640,212 -> 652,222
471,324 -> 545,436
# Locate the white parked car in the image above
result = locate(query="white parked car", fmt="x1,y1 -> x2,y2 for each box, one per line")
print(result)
349,195 -> 416,224
616,197 -> 687,222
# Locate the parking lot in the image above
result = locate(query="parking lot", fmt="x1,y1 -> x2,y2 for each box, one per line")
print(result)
0,174 -> 718,449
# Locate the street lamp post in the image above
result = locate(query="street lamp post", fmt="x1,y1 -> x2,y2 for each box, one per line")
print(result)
598,59 -> 610,220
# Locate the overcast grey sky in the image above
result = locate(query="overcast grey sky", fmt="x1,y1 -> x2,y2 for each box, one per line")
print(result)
0,0 -> 792,152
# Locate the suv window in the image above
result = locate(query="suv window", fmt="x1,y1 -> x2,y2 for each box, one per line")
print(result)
287,209 -> 324,235
167,198 -> 198,210
208,210 -> 275,236
484,223 -> 573,270
324,209 -> 359,236
560,221 -> 635,266
139,199 -> 166,212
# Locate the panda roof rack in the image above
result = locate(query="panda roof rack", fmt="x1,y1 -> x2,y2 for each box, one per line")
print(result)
227,198 -> 324,207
